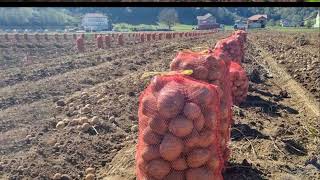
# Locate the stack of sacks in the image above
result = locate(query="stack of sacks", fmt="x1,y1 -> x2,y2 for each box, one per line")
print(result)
214,35 -> 242,65
229,61 -> 248,105
170,50 -> 232,163
136,75 -> 224,180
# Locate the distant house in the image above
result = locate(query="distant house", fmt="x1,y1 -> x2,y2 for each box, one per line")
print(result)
81,13 -> 109,32
234,19 -> 247,30
196,13 -> 220,30
247,14 -> 267,28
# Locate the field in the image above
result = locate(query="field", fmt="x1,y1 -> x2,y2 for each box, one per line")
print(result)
0,30 -> 319,180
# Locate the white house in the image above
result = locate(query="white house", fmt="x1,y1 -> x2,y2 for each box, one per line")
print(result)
196,13 -> 220,30
81,13 -> 109,32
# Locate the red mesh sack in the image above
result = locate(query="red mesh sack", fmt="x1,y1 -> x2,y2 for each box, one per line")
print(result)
76,37 -> 84,52
54,34 -> 59,41
166,33 -> 172,40
4,34 -> 9,41
158,33 -> 163,40
96,35 -> 104,49
44,33 -> 49,41
140,34 -> 145,43
229,62 -> 248,106
35,34 -> 40,41
118,34 -> 124,46
14,33 -> 20,42
136,74 -> 224,180
147,34 -> 151,41
63,33 -> 68,40
170,50 -> 233,164
104,35 -> 111,48
152,33 -> 156,41
214,36 -> 242,64
23,33 -> 28,41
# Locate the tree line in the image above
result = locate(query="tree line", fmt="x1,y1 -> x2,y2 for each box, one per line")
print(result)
0,7 -> 317,28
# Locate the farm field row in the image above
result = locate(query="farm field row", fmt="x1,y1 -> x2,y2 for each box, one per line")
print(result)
0,30 -> 319,180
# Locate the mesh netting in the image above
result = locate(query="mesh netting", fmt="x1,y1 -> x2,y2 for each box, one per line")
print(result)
229,61 -> 249,106
136,74 -> 224,180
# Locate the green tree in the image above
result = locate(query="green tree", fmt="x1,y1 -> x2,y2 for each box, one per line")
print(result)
158,8 -> 179,30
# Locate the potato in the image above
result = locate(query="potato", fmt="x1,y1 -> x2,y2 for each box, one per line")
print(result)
138,158 -> 147,173
170,58 -> 181,71
203,111 -> 217,130
193,66 -> 208,80
188,86 -> 213,107
141,95 -> 158,118
149,117 -> 168,135
157,84 -> 185,119
171,157 -> 188,170
187,148 -> 210,168
146,159 -> 171,179
160,134 -> 184,161
194,114 -> 205,132
143,127 -> 162,145
183,103 -> 202,120
186,167 -> 213,180
151,76 -> 168,93
207,156 -> 221,171
184,129 -> 200,149
165,170 -> 185,180
142,145 -> 161,162
207,71 -> 222,81
198,129 -> 214,148
169,116 -> 193,137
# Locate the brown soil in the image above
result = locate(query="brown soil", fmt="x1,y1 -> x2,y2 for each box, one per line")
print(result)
0,31 -> 319,180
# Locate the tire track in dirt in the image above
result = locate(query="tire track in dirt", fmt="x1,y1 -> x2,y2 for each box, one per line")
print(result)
248,37 -> 320,117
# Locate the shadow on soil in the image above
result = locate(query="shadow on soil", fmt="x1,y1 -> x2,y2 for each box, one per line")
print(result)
223,160 -> 266,180
231,123 -> 269,141
240,95 -> 299,117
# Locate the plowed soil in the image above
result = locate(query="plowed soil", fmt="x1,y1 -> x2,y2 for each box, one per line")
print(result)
0,30 -> 319,180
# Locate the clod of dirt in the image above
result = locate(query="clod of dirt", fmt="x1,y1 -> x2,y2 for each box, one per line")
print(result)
279,90 -> 289,98
82,123 -> 91,132
85,167 -> 95,174
56,121 -> 65,129
294,35 -> 309,46
56,100 -> 66,107
53,173 -> 62,180
89,116 -> 100,125
282,139 -> 307,156
130,125 -> 138,132
85,174 -> 95,180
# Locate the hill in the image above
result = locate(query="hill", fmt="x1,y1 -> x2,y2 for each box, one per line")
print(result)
0,7 -> 318,28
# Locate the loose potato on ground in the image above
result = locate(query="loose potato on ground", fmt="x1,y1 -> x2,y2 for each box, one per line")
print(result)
187,148 -> 210,168
142,145 -> 161,162
186,167 -> 214,180
160,134 -> 184,161
157,84 -> 185,119
146,159 -> 171,179
143,127 -> 162,145
171,157 -> 188,170
169,116 -> 193,137
149,117 -> 168,135
183,103 -> 202,120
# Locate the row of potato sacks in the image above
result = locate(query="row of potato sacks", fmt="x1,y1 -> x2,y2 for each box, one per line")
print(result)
136,30 -> 248,180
